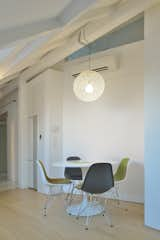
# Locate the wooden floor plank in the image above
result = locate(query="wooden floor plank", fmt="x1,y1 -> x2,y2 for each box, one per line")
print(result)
0,189 -> 159,240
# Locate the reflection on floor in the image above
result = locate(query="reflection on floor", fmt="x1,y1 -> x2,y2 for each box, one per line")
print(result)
0,175 -> 8,181
0,189 -> 159,240
0,178 -> 16,192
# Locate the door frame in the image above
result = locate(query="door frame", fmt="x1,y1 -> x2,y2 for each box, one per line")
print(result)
27,114 -> 39,190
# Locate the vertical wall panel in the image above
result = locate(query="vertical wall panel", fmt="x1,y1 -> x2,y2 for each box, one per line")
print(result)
144,3 -> 160,230
0,121 -> 7,178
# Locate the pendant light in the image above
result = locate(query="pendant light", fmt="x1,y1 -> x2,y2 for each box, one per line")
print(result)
73,28 -> 105,102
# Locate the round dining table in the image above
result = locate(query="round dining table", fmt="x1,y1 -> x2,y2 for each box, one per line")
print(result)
52,160 -> 118,217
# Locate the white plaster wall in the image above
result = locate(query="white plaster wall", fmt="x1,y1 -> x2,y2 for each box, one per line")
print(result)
63,41 -> 144,203
18,42 -> 144,202
24,69 -> 64,192
0,90 -> 18,185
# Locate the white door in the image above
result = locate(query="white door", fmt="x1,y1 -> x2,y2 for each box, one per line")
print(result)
28,115 -> 38,190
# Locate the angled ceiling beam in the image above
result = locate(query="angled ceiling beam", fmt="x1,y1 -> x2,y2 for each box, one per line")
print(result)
57,0 -> 98,25
0,73 -> 19,91
0,0 -> 102,80
1,0 -> 159,84
0,0 -> 98,49
3,38 -> 68,79
20,0 -> 159,83
0,18 -> 60,49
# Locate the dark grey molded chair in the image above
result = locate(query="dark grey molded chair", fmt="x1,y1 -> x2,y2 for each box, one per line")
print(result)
78,163 -> 114,229
64,156 -> 82,180
81,163 -> 114,193
64,156 -> 82,203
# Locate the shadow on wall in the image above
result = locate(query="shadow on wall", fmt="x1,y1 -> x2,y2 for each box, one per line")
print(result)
118,161 -> 144,203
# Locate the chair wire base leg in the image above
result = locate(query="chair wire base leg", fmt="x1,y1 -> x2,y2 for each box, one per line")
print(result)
76,192 -> 88,220
85,214 -> 92,230
43,187 -> 51,216
103,209 -> 113,227
103,198 -> 113,228
43,196 -> 48,216
110,184 -> 120,208
43,186 -> 55,216
68,183 -> 75,206
115,184 -> 120,206
65,183 -> 72,202
113,184 -> 128,211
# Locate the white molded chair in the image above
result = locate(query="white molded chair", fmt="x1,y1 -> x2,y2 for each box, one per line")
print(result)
37,160 -> 71,216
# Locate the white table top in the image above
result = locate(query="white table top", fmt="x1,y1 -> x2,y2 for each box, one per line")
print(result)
52,160 -> 118,168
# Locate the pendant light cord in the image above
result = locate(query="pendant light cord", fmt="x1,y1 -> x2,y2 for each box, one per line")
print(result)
89,44 -> 92,71
78,27 -> 92,71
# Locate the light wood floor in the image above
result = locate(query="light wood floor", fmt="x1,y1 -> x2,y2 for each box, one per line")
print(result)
0,189 -> 159,240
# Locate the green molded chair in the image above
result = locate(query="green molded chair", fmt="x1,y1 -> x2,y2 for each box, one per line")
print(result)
113,158 -> 130,207
37,160 -> 71,216
114,158 -> 130,182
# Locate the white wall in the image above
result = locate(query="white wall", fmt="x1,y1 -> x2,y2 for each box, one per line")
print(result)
0,90 -> 18,185
18,42 -> 144,202
63,41 -> 144,203
144,3 -> 160,230
18,68 -> 64,192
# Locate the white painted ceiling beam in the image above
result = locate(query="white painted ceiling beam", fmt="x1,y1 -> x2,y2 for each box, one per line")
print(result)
0,18 -> 60,49
1,0 -> 159,85
0,0 -> 98,49
1,38 -> 68,80
57,0 -> 99,25
20,0 -> 159,83
0,73 -> 19,89
0,0 -> 114,81
0,77 -> 18,100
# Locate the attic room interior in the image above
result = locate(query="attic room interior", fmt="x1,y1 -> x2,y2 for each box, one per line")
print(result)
0,0 -> 160,239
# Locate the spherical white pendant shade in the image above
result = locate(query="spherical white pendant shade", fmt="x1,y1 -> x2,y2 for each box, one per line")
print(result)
73,70 -> 105,102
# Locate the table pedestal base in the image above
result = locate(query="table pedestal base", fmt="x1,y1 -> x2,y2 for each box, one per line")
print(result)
66,194 -> 104,217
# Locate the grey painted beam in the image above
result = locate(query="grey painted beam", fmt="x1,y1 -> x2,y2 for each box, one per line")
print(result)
67,16 -> 144,60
